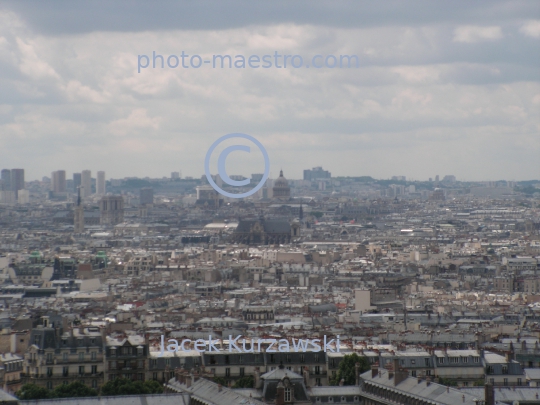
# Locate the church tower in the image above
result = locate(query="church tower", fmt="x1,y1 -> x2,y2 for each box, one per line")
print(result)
74,186 -> 85,233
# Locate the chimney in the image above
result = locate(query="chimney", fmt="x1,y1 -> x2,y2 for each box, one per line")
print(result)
254,367 -> 261,389
485,384 -> 495,405
185,375 -> 192,388
371,365 -> 378,378
276,381 -> 285,405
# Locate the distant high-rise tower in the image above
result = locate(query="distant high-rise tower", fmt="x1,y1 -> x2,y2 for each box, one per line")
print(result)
81,170 -> 92,197
435,175 -> 440,183
171,171 -> 180,180
140,188 -> 154,205
100,195 -> 124,225
74,187 -> 85,233
73,173 -> 82,191
97,171 -> 106,195
51,170 -> 66,192
10,169 -> 25,199
1,169 -> 11,191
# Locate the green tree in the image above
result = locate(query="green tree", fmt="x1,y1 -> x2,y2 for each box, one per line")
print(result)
329,353 -> 370,386
53,381 -> 98,398
100,378 -> 161,396
232,376 -> 254,388
144,380 -> 164,394
16,384 -> 51,400
213,376 -> 227,386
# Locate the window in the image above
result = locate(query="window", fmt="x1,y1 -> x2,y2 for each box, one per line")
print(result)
502,366 -> 508,374
425,358 -> 430,367
462,357 -> 468,363
240,367 -> 245,377
165,358 -> 170,366
138,360 -> 144,369
411,370 -> 417,377
300,354 -> 305,363
79,366 -> 85,375
315,366 -> 320,375
110,361 -> 117,370
286,354 -> 291,363
225,368 -> 230,377
47,381 -> 53,389
284,387 -> 292,402
110,348 -> 116,356
474,357 -> 480,363
91,365 -> 97,375
63,353 -> 68,361
92,380 -> 97,388
239,355 -> 243,364
411,359 -> 416,365
314,354 -> 319,362
503,378 -> 508,385
438,357 -> 445,364
63,366 -> 69,377
316,378 -> 321,386
426,370 -> 431,376
137,347 -> 143,356
486,366 -> 494,374
225,355 -> 230,364
517,378 -> 522,386
91,352 -> 97,360
47,367 -> 53,377
270,354 -> 275,363
46,353 -> 53,362
79,352 -> 84,361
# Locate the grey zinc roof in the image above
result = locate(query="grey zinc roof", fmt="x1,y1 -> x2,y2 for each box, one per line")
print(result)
168,377 -> 266,405
361,369 -> 480,405
19,394 -> 190,405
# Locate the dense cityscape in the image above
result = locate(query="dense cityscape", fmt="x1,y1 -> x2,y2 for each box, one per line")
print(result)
0,167 -> 539,405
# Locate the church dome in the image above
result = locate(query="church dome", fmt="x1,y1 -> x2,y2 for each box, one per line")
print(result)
272,170 -> 290,200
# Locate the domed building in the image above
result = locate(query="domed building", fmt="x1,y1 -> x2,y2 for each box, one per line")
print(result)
272,170 -> 291,200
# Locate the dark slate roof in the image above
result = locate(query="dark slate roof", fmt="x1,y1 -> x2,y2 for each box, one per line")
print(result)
235,219 -> 291,234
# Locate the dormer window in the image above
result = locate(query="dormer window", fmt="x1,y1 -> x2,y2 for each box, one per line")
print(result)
284,387 -> 292,402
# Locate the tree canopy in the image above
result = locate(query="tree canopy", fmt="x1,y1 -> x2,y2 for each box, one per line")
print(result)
16,382 -> 97,400
329,353 -> 370,386
101,378 -> 163,396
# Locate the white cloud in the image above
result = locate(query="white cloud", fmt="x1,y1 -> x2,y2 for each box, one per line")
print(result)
520,20 -> 540,38
453,26 -> 503,43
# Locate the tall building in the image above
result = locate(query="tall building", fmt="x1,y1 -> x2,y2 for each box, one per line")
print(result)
1,169 -> 10,191
74,187 -> 85,233
100,195 -> 124,225
96,171 -> 106,195
18,189 -> 30,204
303,166 -> 331,181
171,171 -> 180,179
51,170 -> 66,192
140,187 -> 154,205
73,173 -> 82,191
81,170 -> 92,197
10,169 -> 24,199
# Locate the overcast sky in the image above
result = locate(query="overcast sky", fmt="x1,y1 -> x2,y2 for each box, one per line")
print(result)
1,1 -> 539,182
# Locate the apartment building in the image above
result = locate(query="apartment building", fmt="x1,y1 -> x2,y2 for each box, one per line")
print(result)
23,324 -> 104,391
0,353 -> 23,394
105,335 -> 148,382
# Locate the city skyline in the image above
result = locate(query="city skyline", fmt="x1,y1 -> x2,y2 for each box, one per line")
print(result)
0,1 -> 538,181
